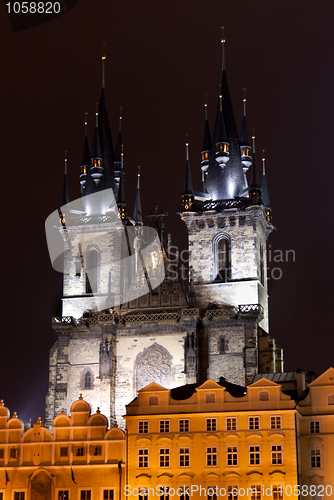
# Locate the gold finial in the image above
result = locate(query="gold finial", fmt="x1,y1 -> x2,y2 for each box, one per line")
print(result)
64,150 -> 68,174
113,420 -> 118,428
79,393 -> 83,400
96,407 -> 101,414
218,83 -> 222,99
243,88 -> 247,115
13,412 -> 18,418
0,400 -> 4,406
61,408 -> 65,414
204,93 -> 208,120
221,26 -> 225,43
84,112 -> 88,136
95,102 -> 99,127
138,165 -> 141,177
102,43 -> 106,60
186,134 -> 189,161
262,149 -> 265,160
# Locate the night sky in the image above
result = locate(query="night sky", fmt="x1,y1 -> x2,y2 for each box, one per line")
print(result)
1,0 -> 334,423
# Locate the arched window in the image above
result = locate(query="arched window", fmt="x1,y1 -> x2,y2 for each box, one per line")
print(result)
219,337 -> 225,354
213,234 -> 231,282
84,371 -> 92,389
85,247 -> 98,294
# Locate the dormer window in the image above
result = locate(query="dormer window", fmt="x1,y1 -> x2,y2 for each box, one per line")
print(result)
259,391 -> 269,401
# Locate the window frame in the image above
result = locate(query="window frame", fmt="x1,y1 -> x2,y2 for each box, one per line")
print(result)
248,416 -> 260,431
57,490 -> 70,500
310,448 -> 322,469
250,486 -> 261,500
271,444 -> 283,465
226,446 -> 238,466
13,492 -> 26,500
159,420 -> 170,433
206,446 -> 218,467
259,391 -> 269,401
79,490 -> 92,500
270,415 -> 282,430
9,448 -> 18,459
213,233 -> 231,282
272,486 -> 283,500
102,489 -> 115,500
309,420 -> 320,434
138,448 -> 149,468
60,447 -> 68,457
159,448 -> 171,468
227,486 -> 238,500
206,418 -> 217,432
138,420 -> 149,434
179,447 -> 190,467
249,445 -> 261,466
179,419 -> 190,433
226,417 -> 237,431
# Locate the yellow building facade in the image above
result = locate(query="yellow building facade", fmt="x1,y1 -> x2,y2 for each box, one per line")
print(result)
0,396 -> 125,500
125,379 -> 298,500
297,367 -> 334,498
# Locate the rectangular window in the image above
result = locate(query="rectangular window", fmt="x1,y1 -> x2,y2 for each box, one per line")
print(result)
138,449 -> 149,468
179,448 -> 190,467
80,492 -> 91,500
227,487 -> 238,500
103,491 -> 114,500
310,449 -> 321,468
250,486 -> 261,500
179,488 -> 189,500
10,448 -> 18,459
58,491 -> 69,500
249,445 -> 261,465
76,447 -> 84,457
270,416 -> 281,430
159,420 -> 170,433
93,446 -> 102,456
60,447 -> 68,457
226,417 -> 237,431
227,446 -> 238,466
149,396 -> 158,405
14,494 -> 25,500
159,488 -> 169,500
309,421 -> 320,434
206,418 -> 217,431
271,445 -> 283,465
207,489 -> 217,500
259,391 -> 269,401
0,493 -> 3,500
0,449 -> 4,459
206,393 -> 216,403
179,419 -> 189,432
159,448 -> 170,468
272,487 -> 283,500
248,417 -> 260,430
138,421 -> 149,434
206,447 -> 217,466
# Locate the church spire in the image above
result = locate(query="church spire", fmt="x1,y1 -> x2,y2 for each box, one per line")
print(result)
214,91 -> 229,166
249,131 -> 262,205
201,95 -> 212,172
114,106 -> 123,195
133,166 -> 142,225
98,45 -> 115,194
240,88 -> 252,172
80,113 -> 89,191
89,103 -> 103,186
181,138 -> 194,211
117,145 -> 127,220
261,150 -> 272,223
61,150 -> 69,207
221,26 -> 226,71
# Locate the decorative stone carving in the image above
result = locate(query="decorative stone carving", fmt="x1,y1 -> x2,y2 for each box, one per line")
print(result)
135,343 -> 172,391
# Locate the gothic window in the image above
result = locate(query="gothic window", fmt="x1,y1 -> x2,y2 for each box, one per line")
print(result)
84,371 -> 92,389
219,337 -> 225,354
213,234 -> 231,282
85,247 -> 99,294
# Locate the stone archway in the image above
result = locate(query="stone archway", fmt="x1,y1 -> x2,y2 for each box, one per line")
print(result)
135,343 -> 173,391
31,470 -> 52,500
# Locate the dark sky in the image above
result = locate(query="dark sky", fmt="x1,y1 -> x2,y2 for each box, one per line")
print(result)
1,0 -> 334,423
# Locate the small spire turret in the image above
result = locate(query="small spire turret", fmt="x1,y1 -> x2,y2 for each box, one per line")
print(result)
214,91 -> 229,166
90,103 -> 103,186
114,106 -> 123,194
61,150 -> 69,208
117,144 -> 127,220
80,113 -> 89,191
133,166 -> 142,225
249,131 -> 262,205
201,95 -> 212,173
182,138 -> 194,211
261,150 -> 272,223
240,88 -> 252,172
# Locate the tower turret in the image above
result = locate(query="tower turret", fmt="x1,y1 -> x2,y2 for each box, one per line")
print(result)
261,150 -> 272,223
214,92 -> 229,166
114,107 -> 123,196
240,88 -> 252,172
201,97 -> 212,172
90,104 -> 104,186
249,133 -> 262,205
181,140 -> 194,211
133,166 -> 143,225
117,145 -> 127,221
80,113 -> 89,191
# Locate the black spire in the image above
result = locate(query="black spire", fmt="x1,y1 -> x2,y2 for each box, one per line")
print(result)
117,145 -> 127,220
181,140 -> 194,211
249,133 -> 262,205
61,152 -> 69,207
261,150 -> 272,223
98,48 -> 115,194
80,113 -> 89,192
240,89 -> 252,173
201,97 -> 212,179
114,107 -> 123,197
133,166 -> 142,225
